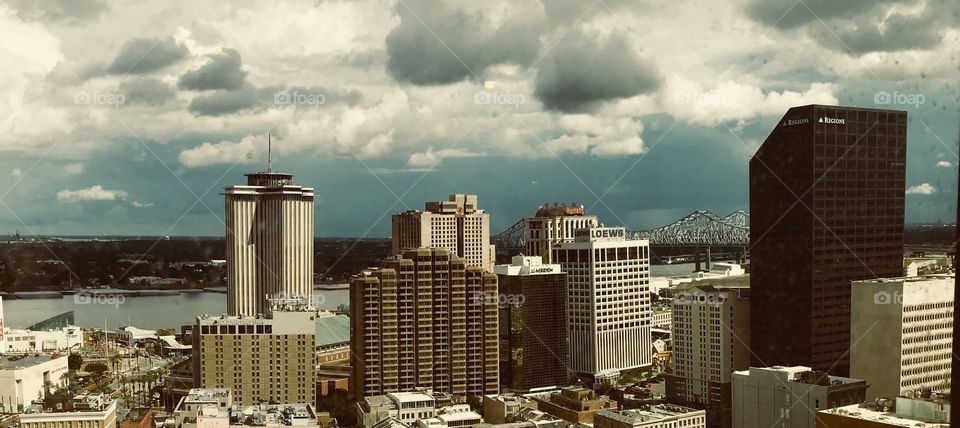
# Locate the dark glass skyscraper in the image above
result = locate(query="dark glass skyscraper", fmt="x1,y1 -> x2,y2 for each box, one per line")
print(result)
750,105 -> 906,376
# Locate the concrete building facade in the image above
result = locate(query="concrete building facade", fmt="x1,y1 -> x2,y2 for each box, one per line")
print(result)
553,227 -> 651,380
20,394 -> 116,428
595,405 -> 706,428
494,256 -> 569,392
0,355 -> 67,412
732,366 -> 869,428
392,194 -> 494,271
850,275 -> 953,400
667,286 -> 750,415
193,302 -> 316,406
750,105 -> 906,375
350,248 -> 498,398
523,204 -> 598,264
224,171 -> 314,316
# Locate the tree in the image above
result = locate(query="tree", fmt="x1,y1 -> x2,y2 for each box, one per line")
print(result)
86,362 -> 109,376
68,353 -> 83,370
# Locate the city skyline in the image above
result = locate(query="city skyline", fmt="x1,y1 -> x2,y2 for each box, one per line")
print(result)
0,1 -> 957,237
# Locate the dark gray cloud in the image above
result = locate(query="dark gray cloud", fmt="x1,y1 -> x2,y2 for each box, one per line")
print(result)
385,0 -> 540,85
746,0 -> 957,54
6,0 -> 108,24
534,31 -> 661,112
178,49 -> 247,91
119,77 -> 176,106
105,37 -> 189,75
188,85 -> 362,117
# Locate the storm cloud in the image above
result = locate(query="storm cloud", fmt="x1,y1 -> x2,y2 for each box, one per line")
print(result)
105,37 -> 189,75
534,31 -> 662,112
385,0 -> 540,85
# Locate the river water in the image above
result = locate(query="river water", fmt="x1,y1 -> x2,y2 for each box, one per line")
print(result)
3,263 -> 702,330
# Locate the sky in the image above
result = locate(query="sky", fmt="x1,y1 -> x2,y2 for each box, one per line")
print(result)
0,0 -> 958,237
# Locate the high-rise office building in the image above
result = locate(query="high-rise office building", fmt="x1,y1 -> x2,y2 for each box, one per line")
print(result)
553,227 -> 651,381
192,299 -> 316,406
667,285 -> 750,419
523,203 -> 599,264
392,194 -> 494,271
850,275 -> 954,400
494,255 -> 569,391
750,105 -> 906,375
224,168 -> 314,316
350,248 -> 499,398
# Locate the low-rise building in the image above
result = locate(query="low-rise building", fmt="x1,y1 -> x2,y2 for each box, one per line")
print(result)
530,386 -> 617,425
0,354 -> 68,412
595,405 -> 706,428
19,393 -> 117,428
481,395 -> 538,424
850,275 -> 953,400
650,307 -> 671,330
732,366 -> 869,428
171,388 -> 328,428
2,327 -> 82,354
816,393 -> 949,427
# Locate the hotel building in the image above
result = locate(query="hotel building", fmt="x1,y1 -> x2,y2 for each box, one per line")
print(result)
523,203 -> 598,264
192,300 -> 316,406
553,227 -> 651,381
750,105 -> 906,375
392,194 -> 494,271
494,256 -> 569,391
350,248 -> 498,398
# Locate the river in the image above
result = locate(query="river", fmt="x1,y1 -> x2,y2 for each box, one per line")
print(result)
3,263 -> 706,330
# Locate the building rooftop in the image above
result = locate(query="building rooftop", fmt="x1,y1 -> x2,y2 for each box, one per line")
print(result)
184,388 -> 231,404
314,313 -> 350,347
597,404 -> 703,424
821,395 -> 950,427
0,354 -> 63,370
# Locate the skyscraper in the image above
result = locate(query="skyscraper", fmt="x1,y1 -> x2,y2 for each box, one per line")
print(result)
553,227 -> 651,382
494,255 -> 569,391
392,194 -> 494,271
523,203 -> 599,264
750,105 -> 906,376
350,248 -> 499,398
224,165 -> 315,316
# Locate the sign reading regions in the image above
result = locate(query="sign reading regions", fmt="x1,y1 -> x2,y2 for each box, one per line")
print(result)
782,118 -> 809,127
819,116 -> 846,125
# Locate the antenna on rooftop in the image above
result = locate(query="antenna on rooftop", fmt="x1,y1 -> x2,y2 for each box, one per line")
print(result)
267,133 -> 272,173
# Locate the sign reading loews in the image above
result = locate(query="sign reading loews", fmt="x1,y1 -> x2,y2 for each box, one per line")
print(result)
575,227 -> 627,242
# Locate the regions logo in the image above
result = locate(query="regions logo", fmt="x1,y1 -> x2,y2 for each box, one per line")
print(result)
818,117 -> 846,125
782,118 -> 810,127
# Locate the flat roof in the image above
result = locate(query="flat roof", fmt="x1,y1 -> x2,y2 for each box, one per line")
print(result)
0,354 -> 63,370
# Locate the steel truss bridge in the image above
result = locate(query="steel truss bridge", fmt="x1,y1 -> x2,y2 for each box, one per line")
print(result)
492,210 -> 750,256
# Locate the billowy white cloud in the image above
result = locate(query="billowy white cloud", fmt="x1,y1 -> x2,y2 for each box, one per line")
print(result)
178,135 -> 262,168
936,160 -> 952,168
407,148 -> 483,168
545,115 -> 645,157
905,183 -> 936,195
56,185 -> 127,202
131,201 -> 154,208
